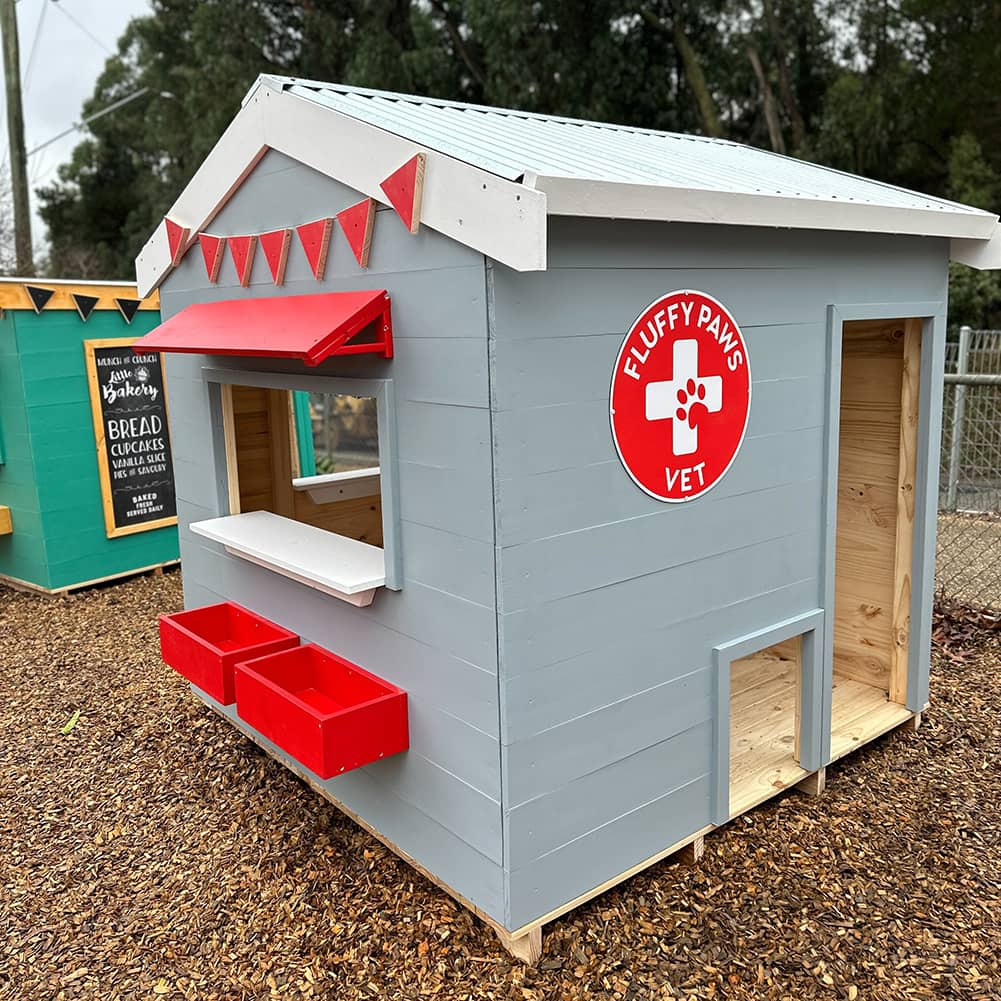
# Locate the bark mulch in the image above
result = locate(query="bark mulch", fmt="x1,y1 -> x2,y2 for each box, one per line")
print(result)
1,572 -> 999,1001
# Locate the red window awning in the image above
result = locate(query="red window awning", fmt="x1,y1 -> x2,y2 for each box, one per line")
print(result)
133,290 -> 393,365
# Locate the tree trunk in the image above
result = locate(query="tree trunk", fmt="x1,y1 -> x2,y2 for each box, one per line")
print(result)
640,5 -> 723,138
747,44 -> 786,154
762,0 -> 806,149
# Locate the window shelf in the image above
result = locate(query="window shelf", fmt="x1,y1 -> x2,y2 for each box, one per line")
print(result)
191,511 -> 385,607
291,466 -> 380,504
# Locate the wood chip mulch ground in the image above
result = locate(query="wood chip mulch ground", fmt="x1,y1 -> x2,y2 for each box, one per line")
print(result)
1,571 -> 999,1000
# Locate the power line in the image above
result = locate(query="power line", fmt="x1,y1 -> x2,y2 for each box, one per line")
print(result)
50,0 -> 113,56
23,0 -> 48,95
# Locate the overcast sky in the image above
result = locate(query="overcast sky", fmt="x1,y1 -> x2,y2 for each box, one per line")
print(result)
5,0 -> 152,254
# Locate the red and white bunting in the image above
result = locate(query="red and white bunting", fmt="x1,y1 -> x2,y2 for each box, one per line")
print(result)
380,153 -> 425,234
260,228 -> 292,285
228,234 -> 258,287
199,233 -> 225,283
336,198 -> 376,269
296,218 -> 334,280
165,218 -> 190,267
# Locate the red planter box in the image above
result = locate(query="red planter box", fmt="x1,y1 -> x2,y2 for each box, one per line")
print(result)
234,644 -> 409,779
159,602 -> 300,705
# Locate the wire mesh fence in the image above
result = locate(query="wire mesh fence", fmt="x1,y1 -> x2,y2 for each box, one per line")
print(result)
937,327 -> 1001,609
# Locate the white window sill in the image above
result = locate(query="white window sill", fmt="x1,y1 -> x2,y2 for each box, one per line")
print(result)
190,511 -> 385,607
292,467 -> 380,504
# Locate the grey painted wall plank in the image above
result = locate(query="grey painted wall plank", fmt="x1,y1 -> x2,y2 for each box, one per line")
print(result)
500,478 -> 822,611
398,460 -> 494,544
502,577 -> 819,741
506,774 -> 711,928
161,265 -> 487,340
207,696 -> 505,923
160,334 -> 488,411
544,217 -> 950,273
367,750 -> 502,863
172,456 -> 222,510
498,427 -> 825,546
182,543 -> 499,734
500,529 -> 818,677
184,530 -> 497,668
492,324 -> 825,412
505,672 -> 712,806
507,721 -> 712,867
396,400 -> 491,465
187,576 -> 501,799
395,521 -> 495,608
492,375 -> 825,481
490,260 -> 945,342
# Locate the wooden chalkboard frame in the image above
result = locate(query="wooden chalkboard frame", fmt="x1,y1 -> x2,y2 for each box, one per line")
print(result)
83,337 -> 178,538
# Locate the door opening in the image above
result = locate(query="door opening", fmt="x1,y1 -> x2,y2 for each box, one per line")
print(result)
831,318 -> 919,759
729,635 -> 806,818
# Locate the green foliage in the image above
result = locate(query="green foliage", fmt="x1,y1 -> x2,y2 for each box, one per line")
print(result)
944,133 -> 1001,328
36,0 -> 1001,327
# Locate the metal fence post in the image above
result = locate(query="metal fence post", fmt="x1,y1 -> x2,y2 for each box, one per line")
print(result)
946,325 -> 971,510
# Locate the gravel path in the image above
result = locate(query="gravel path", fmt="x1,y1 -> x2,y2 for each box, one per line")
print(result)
1,572 -> 999,1000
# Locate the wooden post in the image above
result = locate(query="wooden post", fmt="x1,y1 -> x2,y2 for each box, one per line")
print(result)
890,321 -> 921,706
795,766 -> 826,797
0,0 -> 33,275
678,833 -> 705,865
495,926 -> 543,966
946,326 -> 970,511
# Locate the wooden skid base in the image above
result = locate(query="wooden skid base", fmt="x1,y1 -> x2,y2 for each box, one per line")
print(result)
198,683 -> 921,964
0,560 -> 179,597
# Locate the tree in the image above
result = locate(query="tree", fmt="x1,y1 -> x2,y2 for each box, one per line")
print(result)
944,134 -> 1001,329
0,160 -> 16,273
35,0 -> 1001,327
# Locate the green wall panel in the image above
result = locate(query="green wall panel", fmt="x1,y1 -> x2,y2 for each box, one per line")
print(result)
0,306 -> 179,590
0,312 -> 47,585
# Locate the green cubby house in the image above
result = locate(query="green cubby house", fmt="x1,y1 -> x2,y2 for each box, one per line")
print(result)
0,279 -> 178,593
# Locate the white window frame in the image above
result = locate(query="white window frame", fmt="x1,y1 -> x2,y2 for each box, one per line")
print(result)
199,366 -> 402,598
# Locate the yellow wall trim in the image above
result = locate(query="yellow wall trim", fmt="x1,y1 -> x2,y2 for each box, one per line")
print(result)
0,281 -> 159,312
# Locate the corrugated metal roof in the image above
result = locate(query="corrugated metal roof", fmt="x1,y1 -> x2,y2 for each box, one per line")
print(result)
134,76 -> 1001,296
269,76 -> 987,220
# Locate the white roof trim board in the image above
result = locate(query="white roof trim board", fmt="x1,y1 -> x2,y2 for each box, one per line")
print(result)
135,75 -> 1001,295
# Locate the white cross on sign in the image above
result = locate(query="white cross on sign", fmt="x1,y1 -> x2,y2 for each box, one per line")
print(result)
645,339 -> 723,456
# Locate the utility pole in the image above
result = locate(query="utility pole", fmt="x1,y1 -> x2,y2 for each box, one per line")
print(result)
0,0 -> 33,276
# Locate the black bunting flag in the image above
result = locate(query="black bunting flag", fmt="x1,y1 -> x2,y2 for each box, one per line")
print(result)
115,297 -> 142,324
25,285 -> 54,314
72,293 -> 100,322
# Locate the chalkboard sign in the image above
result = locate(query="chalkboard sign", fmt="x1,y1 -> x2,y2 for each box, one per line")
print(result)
84,338 -> 177,538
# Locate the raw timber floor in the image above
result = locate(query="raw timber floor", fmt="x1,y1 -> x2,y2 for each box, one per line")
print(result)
1,574 -> 999,1000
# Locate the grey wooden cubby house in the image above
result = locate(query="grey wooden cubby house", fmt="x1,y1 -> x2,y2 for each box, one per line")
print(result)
134,76 -> 1001,962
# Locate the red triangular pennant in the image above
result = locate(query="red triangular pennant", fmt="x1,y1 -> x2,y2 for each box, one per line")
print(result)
336,198 -> 376,269
228,234 -> 258,287
165,218 -> 190,267
379,153 -> 425,234
295,218 -> 334,280
199,233 -> 225,283
260,228 -> 292,285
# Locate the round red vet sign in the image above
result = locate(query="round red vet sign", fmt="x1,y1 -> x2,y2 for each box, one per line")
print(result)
610,290 -> 751,502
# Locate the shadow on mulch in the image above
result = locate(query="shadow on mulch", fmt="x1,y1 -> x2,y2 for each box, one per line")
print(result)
1,575 -> 998,1000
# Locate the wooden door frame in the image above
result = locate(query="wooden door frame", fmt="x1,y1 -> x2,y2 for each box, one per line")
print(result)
820,301 -> 946,764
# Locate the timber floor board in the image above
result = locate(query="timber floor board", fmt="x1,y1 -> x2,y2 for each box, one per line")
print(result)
730,654 -> 806,819
730,656 -> 912,818
830,673 -> 912,762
